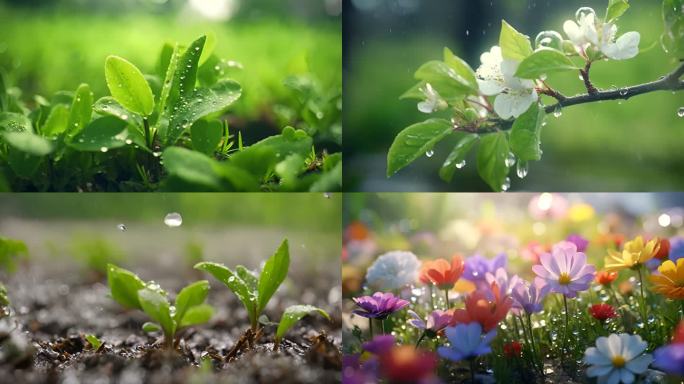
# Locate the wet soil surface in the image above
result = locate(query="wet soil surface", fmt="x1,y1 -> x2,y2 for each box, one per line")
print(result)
0,222 -> 341,383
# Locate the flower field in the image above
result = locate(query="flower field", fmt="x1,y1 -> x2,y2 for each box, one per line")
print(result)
342,193 -> 684,383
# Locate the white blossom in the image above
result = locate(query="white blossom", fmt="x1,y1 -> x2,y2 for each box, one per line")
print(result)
584,333 -> 653,384
417,83 -> 444,113
563,10 -> 640,60
365,251 -> 421,290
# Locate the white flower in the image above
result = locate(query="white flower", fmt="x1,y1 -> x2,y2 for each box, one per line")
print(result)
417,83 -> 443,113
475,46 -> 538,119
563,10 -> 640,60
365,251 -> 421,290
584,333 -> 653,384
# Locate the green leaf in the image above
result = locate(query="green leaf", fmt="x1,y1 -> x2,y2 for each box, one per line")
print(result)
162,147 -> 223,191
156,43 -> 180,121
105,56 -> 155,116
194,261 -> 257,324
257,239 -> 290,314
0,236 -> 28,273
85,334 -> 102,349
93,97 -> 144,131
275,305 -> 330,341
178,304 -> 214,328
476,132 -> 510,191
198,32 -> 216,66
68,116 -> 128,152
500,20 -> 534,61
509,102 -> 544,161
66,83 -> 93,137
163,79 -> 241,146
399,81 -> 427,100
42,104 -> 70,136
515,49 -> 578,79
236,266 -> 258,293
442,47 -> 477,89
439,134 -> 478,182
142,322 -> 161,333
606,0 -> 630,22
191,119 -> 223,155
107,263 -> 145,310
174,280 -> 210,323
7,149 -> 42,178
138,288 -> 175,337
165,36 -> 206,118
309,157 -> 342,192
275,153 -> 305,187
386,119 -> 453,177
0,112 -> 32,132
662,0 -> 684,58
214,163 -> 261,191
2,131 -> 54,155
414,61 -> 476,101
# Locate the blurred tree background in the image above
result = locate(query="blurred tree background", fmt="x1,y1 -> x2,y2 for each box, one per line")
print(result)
343,0 -> 684,192
0,0 -> 341,142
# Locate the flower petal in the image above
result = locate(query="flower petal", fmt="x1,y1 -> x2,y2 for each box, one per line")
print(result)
603,31 -> 640,60
625,353 -> 652,374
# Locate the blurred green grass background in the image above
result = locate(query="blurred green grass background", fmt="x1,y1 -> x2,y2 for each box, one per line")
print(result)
0,0 -> 341,121
343,0 -> 684,191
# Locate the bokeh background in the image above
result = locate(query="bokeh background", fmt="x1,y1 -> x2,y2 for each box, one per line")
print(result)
0,0 -> 341,145
343,0 -> 684,191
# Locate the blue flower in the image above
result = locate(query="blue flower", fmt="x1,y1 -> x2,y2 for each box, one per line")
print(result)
438,323 -> 496,362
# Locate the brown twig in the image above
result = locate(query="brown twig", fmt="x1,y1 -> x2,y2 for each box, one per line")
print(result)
579,61 -> 599,95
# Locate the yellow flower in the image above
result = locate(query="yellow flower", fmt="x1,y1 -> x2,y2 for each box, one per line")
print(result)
603,236 -> 659,272
649,259 -> 684,299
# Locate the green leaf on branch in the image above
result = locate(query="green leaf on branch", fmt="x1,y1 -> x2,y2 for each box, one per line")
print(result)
275,305 -> 330,342
443,47 -> 478,89
93,97 -> 144,131
69,116 -> 128,152
2,131 -> 54,155
162,147 -> 224,191
257,239 -> 289,314
387,119 -> 453,177
661,0 -> 684,59
500,20 -> 534,61
515,49 -> 578,79
66,83 -> 93,137
107,263 -> 145,310
399,81 -> 427,100
105,56 -> 155,116
165,36 -> 206,118
42,104 -> 70,136
142,322 -> 161,333
509,103 -> 544,161
476,132 -> 510,191
606,0 -> 630,22
414,61 -> 477,101
439,134 -> 478,182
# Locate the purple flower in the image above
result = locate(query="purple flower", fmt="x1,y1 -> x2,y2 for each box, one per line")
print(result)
407,310 -> 453,334
438,323 -> 496,362
670,236 -> 684,262
362,335 -> 396,355
532,241 -> 596,298
653,344 -> 684,375
565,234 -> 589,252
462,253 -> 507,289
342,354 -> 378,384
511,279 -> 549,314
352,292 -> 409,320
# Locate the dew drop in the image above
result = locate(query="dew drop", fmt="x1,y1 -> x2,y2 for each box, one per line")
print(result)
164,212 -> 183,227
323,192 -> 331,199
677,107 -> 684,117
516,160 -> 529,179
501,177 -> 511,191
425,150 -> 434,158
553,105 -> 563,118
575,7 -> 596,22
618,88 -> 628,97
100,147 -> 108,153
153,152 -> 162,158
455,160 -> 466,169
117,224 -> 127,232
465,30 -> 470,36
125,139 -> 133,145
505,152 -> 516,167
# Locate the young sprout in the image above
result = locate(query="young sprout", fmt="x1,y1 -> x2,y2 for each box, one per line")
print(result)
85,334 -> 103,350
107,264 -> 214,349
195,239 -> 330,346
0,236 -> 28,273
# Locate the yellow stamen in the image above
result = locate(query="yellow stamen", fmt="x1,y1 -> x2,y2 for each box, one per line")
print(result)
612,355 -> 626,368
558,272 -> 572,285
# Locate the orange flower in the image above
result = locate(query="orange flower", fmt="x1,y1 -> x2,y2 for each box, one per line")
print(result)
654,238 -> 671,260
423,255 -> 465,290
450,283 -> 512,332
345,221 -> 370,241
595,270 -> 618,286
418,263 -> 432,285
649,258 -> 684,299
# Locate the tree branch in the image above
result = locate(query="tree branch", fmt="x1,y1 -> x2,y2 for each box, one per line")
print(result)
543,62 -> 684,114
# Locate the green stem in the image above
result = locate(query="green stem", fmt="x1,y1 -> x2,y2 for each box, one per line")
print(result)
637,268 -> 651,339
680,300 -> 684,320
143,117 -> 152,149
562,295 -> 569,367
429,284 -> 434,311
415,331 -> 426,350
444,288 -> 450,308
369,318 -> 373,339
470,358 -> 476,383
526,313 -> 543,376
381,319 -> 386,335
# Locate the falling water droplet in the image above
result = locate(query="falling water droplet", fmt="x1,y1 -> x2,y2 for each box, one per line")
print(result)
164,212 -> 183,227
505,152 -> 516,167
516,161 -> 529,179
501,177 -> 511,191
323,193 -> 331,199
117,224 -> 127,232
465,30 -> 470,36
425,150 -> 434,158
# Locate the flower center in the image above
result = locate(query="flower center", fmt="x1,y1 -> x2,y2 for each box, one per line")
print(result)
558,273 -> 572,285
611,355 -> 626,368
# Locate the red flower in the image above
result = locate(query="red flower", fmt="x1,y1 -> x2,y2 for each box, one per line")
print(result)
451,283 -> 512,331
345,221 -> 370,242
672,321 -> 684,344
654,238 -> 671,260
379,345 -> 438,383
503,341 -> 522,358
422,255 -> 465,290
589,303 -> 618,322
595,270 -> 618,286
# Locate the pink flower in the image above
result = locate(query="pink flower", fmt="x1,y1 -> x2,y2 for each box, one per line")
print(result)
533,241 -> 596,298
511,279 -> 549,314
407,310 -> 453,335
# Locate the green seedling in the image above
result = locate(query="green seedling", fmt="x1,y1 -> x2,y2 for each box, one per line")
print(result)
195,239 -> 329,345
107,264 -> 214,349
0,236 -> 28,273
85,334 -> 102,350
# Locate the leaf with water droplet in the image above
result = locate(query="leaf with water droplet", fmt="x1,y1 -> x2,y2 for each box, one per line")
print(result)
605,0 -> 629,23
515,49 -> 578,79
138,287 -> 175,339
107,264 -> 145,310
439,134 -> 478,182
275,304 -> 330,343
499,20 -> 534,61
41,104 -> 70,136
477,131 -> 510,191
509,102 -> 544,161
0,112 -> 32,133
194,261 -> 257,326
105,56 -> 155,116
174,280 -> 210,323
387,118 -> 453,177
66,83 -> 94,137
257,239 -> 289,315
68,116 -> 128,152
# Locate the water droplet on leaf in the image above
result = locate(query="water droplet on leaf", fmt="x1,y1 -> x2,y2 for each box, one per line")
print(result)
425,150 -> 434,158
164,212 -> 183,227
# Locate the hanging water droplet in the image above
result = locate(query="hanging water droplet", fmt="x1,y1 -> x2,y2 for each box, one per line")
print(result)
618,88 -> 628,97
153,152 -> 162,158
505,152 -> 516,167
117,224 -> 127,232
677,107 -> 684,117
501,177 -> 511,191
465,30 -> 470,36
164,212 -> 183,227
425,149 -> 434,158
100,147 -> 108,153
323,193 -> 331,199
553,105 -> 563,118
534,30 -> 563,50
516,161 -> 529,179
125,139 -> 133,145
455,160 -> 466,169
575,7 -> 596,22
